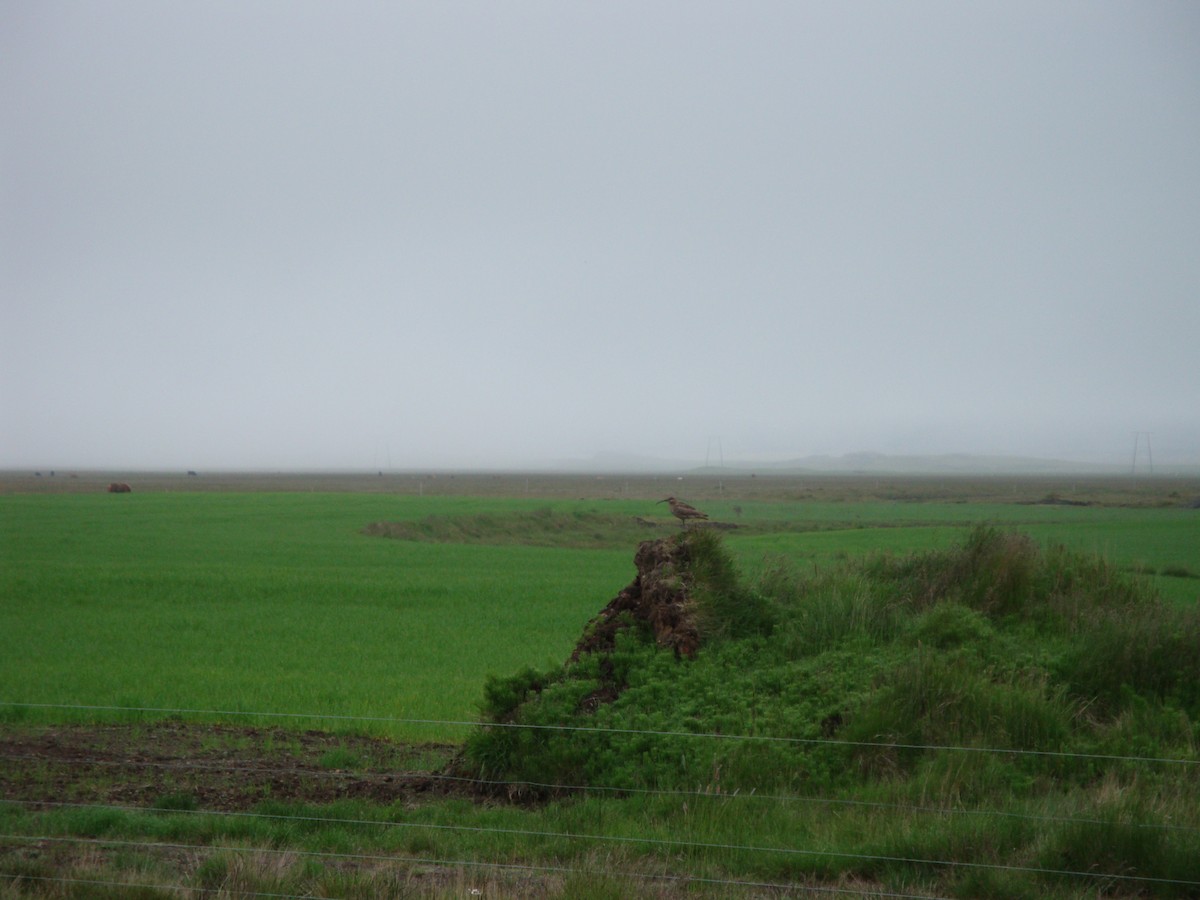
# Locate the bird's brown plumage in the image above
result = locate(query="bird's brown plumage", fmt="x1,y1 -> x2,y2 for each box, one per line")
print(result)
658,496 -> 708,528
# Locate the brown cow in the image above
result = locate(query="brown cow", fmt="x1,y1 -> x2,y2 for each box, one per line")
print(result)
107,482 -> 132,493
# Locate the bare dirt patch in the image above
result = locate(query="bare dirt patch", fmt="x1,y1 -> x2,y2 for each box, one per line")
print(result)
0,722 -> 461,812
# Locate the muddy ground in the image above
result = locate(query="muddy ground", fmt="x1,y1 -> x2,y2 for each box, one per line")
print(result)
0,722 -> 462,813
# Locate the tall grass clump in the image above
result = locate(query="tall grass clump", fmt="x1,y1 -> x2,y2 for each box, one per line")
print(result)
865,526 -> 1200,714
844,649 -> 1073,777
762,565 -> 904,650
686,529 -> 777,641
1036,793 -> 1200,895
1060,605 -> 1200,716
878,526 -> 1045,615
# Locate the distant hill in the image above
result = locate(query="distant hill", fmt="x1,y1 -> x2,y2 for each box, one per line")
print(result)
742,452 -> 1123,475
554,451 -> 1200,480
554,451 -> 1156,476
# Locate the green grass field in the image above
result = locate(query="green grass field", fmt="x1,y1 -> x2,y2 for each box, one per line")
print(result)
2,476 -> 1199,897
3,488 -> 1197,733
1,493 -> 633,738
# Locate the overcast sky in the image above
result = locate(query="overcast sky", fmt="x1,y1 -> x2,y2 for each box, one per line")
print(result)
3,1 -> 1198,471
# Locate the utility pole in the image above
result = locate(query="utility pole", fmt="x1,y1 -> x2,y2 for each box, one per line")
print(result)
705,436 -> 725,493
1131,432 -> 1153,476
704,436 -> 724,470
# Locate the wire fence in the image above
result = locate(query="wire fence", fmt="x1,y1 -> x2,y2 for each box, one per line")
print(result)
0,834 -> 950,900
3,750 -> 1198,836
4,800 -> 1199,891
7,701 -> 1198,766
3,700 -> 1199,898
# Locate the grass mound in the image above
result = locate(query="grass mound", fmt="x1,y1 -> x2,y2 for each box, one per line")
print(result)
454,525 -> 1200,893
459,526 -> 1200,803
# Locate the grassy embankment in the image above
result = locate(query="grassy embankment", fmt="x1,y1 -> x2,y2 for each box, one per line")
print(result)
451,526 -> 1200,895
2,486 -> 1199,896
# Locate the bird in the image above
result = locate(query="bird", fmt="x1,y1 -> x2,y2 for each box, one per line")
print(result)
658,496 -> 709,529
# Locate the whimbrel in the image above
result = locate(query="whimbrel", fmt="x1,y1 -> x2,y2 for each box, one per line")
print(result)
658,496 -> 709,529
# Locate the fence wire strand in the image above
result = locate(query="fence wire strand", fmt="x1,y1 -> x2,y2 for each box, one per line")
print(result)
3,700 -> 1199,896
4,800 -> 1200,891
2,750 -> 1197,835
0,833 -> 946,900
5,700 -> 1198,767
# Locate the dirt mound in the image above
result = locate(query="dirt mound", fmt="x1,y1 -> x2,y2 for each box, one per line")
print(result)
570,535 -> 702,662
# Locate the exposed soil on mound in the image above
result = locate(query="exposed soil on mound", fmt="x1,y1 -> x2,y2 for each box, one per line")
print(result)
571,536 -> 702,664
0,722 -> 462,813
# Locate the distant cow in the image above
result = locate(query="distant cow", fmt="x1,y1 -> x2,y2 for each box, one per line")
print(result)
107,482 -> 132,493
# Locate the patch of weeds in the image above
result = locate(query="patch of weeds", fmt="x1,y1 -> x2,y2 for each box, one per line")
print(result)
558,868 -> 642,899
908,602 -> 994,650
66,805 -> 128,837
404,830 -> 439,855
687,529 -> 777,640
1059,605 -> 1200,716
152,791 -> 198,812
952,867 -> 1041,900
0,704 -> 30,725
193,853 -> 230,890
1038,801 -> 1200,896
869,525 -> 1154,628
193,850 -> 301,898
478,665 -> 554,723
318,748 -> 365,770
0,856 -> 54,886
